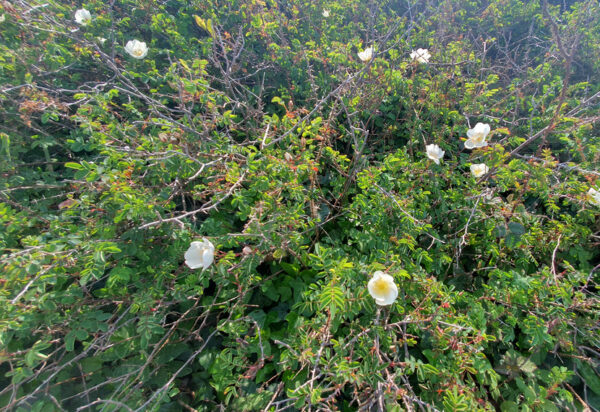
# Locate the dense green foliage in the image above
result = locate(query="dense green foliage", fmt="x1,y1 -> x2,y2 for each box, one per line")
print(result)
1,0 -> 599,410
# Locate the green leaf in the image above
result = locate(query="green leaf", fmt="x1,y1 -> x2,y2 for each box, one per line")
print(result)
65,162 -> 83,170
65,331 -> 76,352
507,222 -> 526,236
578,361 -> 600,395
75,329 -> 88,340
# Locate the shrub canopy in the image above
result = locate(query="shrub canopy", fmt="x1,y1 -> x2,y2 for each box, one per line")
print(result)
0,0 -> 599,410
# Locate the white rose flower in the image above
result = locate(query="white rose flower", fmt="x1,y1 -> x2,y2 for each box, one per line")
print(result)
74,9 -> 92,26
368,271 -> 398,306
322,9 -> 330,18
465,122 -> 490,150
124,39 -> 148,59
357,46 -> 373,62
426,144 -> 445,164
470,163 -> 489,178
0,14 -> 5,23
97,37 -> 107,45
184,238 -> 215,270
410,48 -> 431,64
588,188 -> 600,206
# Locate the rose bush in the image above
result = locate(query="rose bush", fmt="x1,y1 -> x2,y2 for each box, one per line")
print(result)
0,0 -> 599,411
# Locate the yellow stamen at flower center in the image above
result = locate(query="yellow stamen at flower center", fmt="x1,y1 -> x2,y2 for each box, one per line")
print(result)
471,134 -> 484,144
133,49 -> 143,56
372,278 -> 391,296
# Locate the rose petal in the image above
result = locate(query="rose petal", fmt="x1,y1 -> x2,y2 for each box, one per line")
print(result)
480,123 -> 491,136
202,247 -> 214,269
